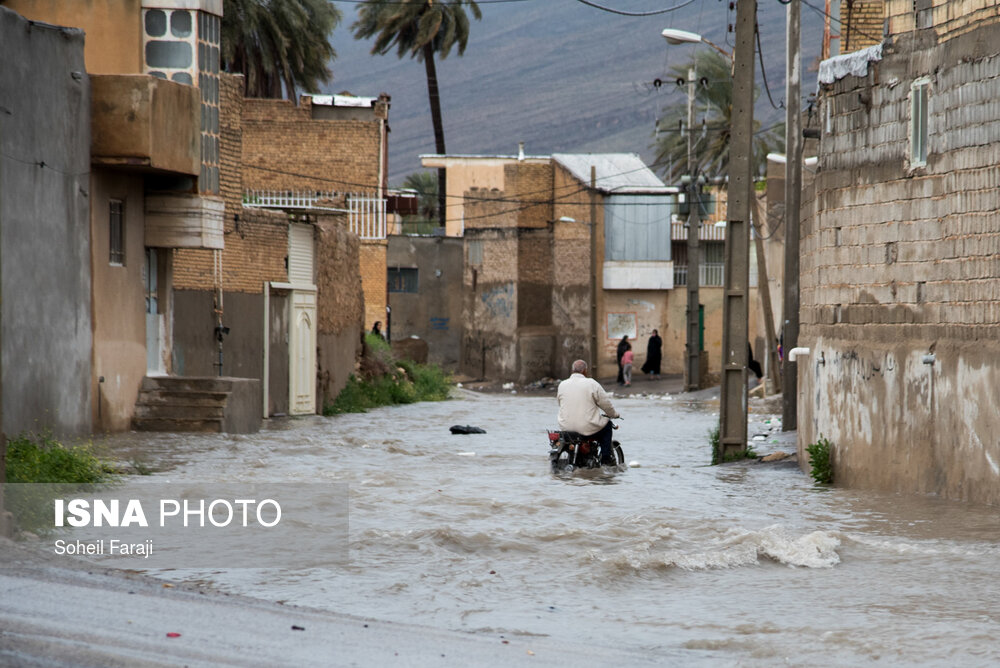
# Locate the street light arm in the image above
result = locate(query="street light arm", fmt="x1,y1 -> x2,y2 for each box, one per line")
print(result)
661,28 -> 733,61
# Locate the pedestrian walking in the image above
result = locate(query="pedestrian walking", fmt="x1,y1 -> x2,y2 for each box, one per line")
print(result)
616,335 -> 630,384
622,343 -> 634,386
641,329 -> 663,380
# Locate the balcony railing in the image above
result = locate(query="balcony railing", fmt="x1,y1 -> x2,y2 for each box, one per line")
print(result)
673,263 -> 725,287
243,190 -> 386,240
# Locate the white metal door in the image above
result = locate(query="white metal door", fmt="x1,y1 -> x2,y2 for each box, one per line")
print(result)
289,289 -> 317,415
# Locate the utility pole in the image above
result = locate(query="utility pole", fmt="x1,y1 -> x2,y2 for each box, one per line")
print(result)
752,197 -> 782,394
782,0 -> 803,431
589,165 -> 598,375
684,67 -> 702,391
718,0 -> 756,460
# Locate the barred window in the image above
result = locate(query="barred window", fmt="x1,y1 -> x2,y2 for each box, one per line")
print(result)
109,199 -> 125,266
388,267 -> 418,293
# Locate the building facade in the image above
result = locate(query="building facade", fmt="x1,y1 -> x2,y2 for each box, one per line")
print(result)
801,0 -> 1000,503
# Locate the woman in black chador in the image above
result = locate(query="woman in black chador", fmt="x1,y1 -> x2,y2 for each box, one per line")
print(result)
616,335 -> 630,385
641,329 -> 663,380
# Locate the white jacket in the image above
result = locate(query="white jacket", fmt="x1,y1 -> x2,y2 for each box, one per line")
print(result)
557,373 -> 620,435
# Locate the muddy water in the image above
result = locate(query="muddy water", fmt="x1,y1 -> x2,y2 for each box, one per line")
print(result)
103,390 -> 1000,665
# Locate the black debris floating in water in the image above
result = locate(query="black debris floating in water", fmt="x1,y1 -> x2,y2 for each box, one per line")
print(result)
449,425 -> 486,434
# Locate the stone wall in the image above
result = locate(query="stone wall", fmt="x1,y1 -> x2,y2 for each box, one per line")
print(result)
801,17 -> 1000,504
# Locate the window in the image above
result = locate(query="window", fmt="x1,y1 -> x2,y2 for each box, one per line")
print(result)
109,199 -> 125,265
910,79 -> 930,167
388,267 -> 418,293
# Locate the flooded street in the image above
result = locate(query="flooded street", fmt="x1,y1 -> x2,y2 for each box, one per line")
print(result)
101,390 -> 1000,666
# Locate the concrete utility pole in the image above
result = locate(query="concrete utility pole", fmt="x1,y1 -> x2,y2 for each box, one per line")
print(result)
782,0 -> 803,431
685,67 -> 702,391
718,0 -> 756,460
752,197 -> 782,394
590,166 -> 599,375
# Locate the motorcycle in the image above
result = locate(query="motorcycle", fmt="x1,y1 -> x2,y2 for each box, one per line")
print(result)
547,420 -> 625,472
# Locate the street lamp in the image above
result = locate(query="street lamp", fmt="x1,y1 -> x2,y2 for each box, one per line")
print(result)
661,28 -> 733,61
662,28 -> 732,392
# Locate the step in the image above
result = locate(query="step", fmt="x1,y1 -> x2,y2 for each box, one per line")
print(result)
131,416 -> 225,433
133,403 -> 226,419
136,389 -> 230,406
141,376 -> 236,393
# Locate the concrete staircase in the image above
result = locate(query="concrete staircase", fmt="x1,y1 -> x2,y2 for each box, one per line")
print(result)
132,376 -> 262,434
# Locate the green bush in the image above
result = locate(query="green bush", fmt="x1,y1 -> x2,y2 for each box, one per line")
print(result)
4,433 -> 115,484
3,433 -> 118,535
323,338 -> 452,415
806,435 -> 834,484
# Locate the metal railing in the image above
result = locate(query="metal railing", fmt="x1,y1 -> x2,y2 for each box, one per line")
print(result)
674,262 -> 725,287
243,190 -> 386,240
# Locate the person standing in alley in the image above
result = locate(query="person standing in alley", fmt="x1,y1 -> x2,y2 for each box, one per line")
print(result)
621,343 -> 634,387
616,334 -> 630,385
641,329 -> 663,380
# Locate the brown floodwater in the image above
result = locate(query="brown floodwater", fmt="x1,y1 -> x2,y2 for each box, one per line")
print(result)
95,389 -> 1000,666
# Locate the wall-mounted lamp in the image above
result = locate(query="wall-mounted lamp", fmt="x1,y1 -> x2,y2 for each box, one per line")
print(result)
922,353 -> 936,365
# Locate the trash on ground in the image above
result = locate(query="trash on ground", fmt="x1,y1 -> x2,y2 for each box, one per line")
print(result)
450,425 -> 486,434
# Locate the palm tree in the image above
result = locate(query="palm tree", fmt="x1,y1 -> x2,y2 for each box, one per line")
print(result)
653,50 -> 784,184
352,0 -> 482,226
221,0 -> 341,100
402,170 -> 438,221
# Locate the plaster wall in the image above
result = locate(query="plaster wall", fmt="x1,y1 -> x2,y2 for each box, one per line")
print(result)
0,8 -> 92,436
386,235 -> 462,370
90,170 -> 148,432
4,0 -> 143,74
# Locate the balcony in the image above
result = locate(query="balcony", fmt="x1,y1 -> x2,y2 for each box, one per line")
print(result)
145,194 -> 224,250
91,74 -> 199,175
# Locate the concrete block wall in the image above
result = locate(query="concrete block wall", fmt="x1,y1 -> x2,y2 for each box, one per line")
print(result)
800,21 -> 1000,504
885,0 -> 1000,40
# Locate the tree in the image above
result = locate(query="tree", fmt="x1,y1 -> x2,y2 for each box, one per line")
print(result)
352,0 -> 482,226
653,50 -> 784,184
221,0 -> 341,100
402,170 -> 438,221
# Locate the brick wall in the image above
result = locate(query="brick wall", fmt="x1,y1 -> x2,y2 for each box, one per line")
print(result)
359,240 -> 387,330
800,19 -> 1000,504
241,96 -> 384,195
841,0 -> 884,52
174,73 -> 288,294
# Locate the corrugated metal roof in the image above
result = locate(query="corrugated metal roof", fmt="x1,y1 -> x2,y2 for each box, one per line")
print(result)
552,153 -> 675,194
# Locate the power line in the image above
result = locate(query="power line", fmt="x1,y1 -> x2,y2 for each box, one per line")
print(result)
572,0 -> 699,17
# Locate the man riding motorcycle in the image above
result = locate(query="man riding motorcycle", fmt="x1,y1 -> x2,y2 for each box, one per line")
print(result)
556,359 -> 621,465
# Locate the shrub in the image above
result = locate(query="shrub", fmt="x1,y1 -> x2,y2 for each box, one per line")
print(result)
323,338 -> 452,415
4,433 -> 115,484
3,433 -> 118,535
806,435 -> 834,484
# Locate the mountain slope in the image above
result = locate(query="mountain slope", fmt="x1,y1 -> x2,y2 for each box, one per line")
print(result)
325,0 -> 825,183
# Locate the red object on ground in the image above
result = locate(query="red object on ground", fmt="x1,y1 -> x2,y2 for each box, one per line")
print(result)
166,632 -> 181,638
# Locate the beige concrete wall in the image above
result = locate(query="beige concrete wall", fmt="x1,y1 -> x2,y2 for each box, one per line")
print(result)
422,156 -> 550,237
90,170 -> 147,432
6,0 -> 143,74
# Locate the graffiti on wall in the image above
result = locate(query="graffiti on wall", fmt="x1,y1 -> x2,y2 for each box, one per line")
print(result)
480,284 -> 515,319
